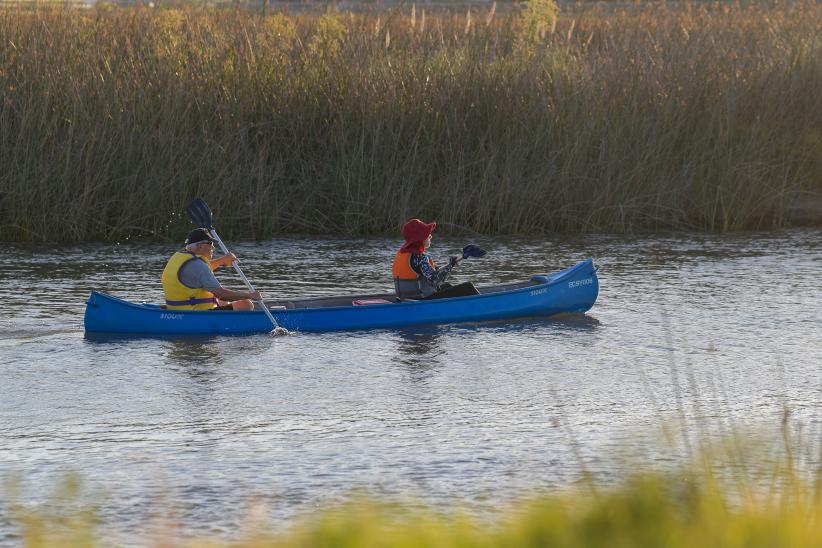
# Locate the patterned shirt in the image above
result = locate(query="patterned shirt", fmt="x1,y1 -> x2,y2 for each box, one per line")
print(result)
409,253 -> 454,290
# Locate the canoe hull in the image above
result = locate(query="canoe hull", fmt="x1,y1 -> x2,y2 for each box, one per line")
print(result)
84,259 -> 599,335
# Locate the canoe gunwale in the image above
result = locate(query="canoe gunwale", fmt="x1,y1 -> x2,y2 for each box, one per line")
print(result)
88,259 -> 592,314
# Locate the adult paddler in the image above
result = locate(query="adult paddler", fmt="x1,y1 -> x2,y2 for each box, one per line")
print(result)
392,218 -> 479,300
161,228 -> 261,311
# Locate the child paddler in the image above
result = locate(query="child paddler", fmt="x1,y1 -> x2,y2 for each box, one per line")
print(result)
392,218 -> 479,300
161,228 -> 262,311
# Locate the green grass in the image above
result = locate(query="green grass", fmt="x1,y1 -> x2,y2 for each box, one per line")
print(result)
0,2 -> 820,241
7,436 -> 822,547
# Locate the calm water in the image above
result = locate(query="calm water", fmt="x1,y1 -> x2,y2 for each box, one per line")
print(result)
1,231 -> 821,542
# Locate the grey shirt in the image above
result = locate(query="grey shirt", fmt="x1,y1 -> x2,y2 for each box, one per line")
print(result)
178,257 -> 221,291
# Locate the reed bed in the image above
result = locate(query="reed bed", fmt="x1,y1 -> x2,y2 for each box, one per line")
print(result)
0,2 -> 820,241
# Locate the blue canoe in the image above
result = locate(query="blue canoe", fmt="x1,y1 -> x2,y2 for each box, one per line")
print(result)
84,259 -> 599,335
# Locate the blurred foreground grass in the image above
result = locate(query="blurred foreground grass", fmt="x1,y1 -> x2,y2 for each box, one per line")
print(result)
7,433 -> 822,547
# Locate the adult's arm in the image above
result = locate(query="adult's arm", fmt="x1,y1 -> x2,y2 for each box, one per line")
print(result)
209,253 -> 238,271
211,287 -> 262,302
179,259 -> 259,301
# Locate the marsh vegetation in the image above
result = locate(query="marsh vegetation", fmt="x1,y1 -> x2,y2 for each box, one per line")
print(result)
0,2 -> 820,241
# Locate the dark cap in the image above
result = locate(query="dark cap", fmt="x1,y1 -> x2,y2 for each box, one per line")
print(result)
185,228 -> 214,246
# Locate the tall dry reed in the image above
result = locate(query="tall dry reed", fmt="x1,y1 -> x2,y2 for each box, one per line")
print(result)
0,3 -> 820,241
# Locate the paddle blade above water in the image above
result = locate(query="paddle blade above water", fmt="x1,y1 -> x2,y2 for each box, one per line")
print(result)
462,244 -> 487,259
186,198 -> 214,229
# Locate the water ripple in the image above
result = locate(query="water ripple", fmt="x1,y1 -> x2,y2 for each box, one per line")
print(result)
1,230 -> 821,538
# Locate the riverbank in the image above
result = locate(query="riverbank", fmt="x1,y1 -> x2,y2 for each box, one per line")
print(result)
1,3 -> 820,241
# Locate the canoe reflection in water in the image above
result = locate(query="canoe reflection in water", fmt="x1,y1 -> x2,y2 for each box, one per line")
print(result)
392,315 -> 601,381
164,338 -> 224,369
394,328 -> 447,377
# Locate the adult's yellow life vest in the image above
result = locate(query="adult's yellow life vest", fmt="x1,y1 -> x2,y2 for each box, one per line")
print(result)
392,250 -> 437,299
161,251 -> 218,310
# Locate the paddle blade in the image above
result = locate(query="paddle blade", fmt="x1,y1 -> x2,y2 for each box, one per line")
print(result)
185,198 -> 214,229
462,244 -> 487,259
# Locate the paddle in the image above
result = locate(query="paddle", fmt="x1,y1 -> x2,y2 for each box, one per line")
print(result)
451,244 -> 487,265
185,198 -> 280,331
462,244 -> 487,259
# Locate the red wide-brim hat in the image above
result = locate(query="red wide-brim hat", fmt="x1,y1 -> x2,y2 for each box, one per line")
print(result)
399,218 -> 437,253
